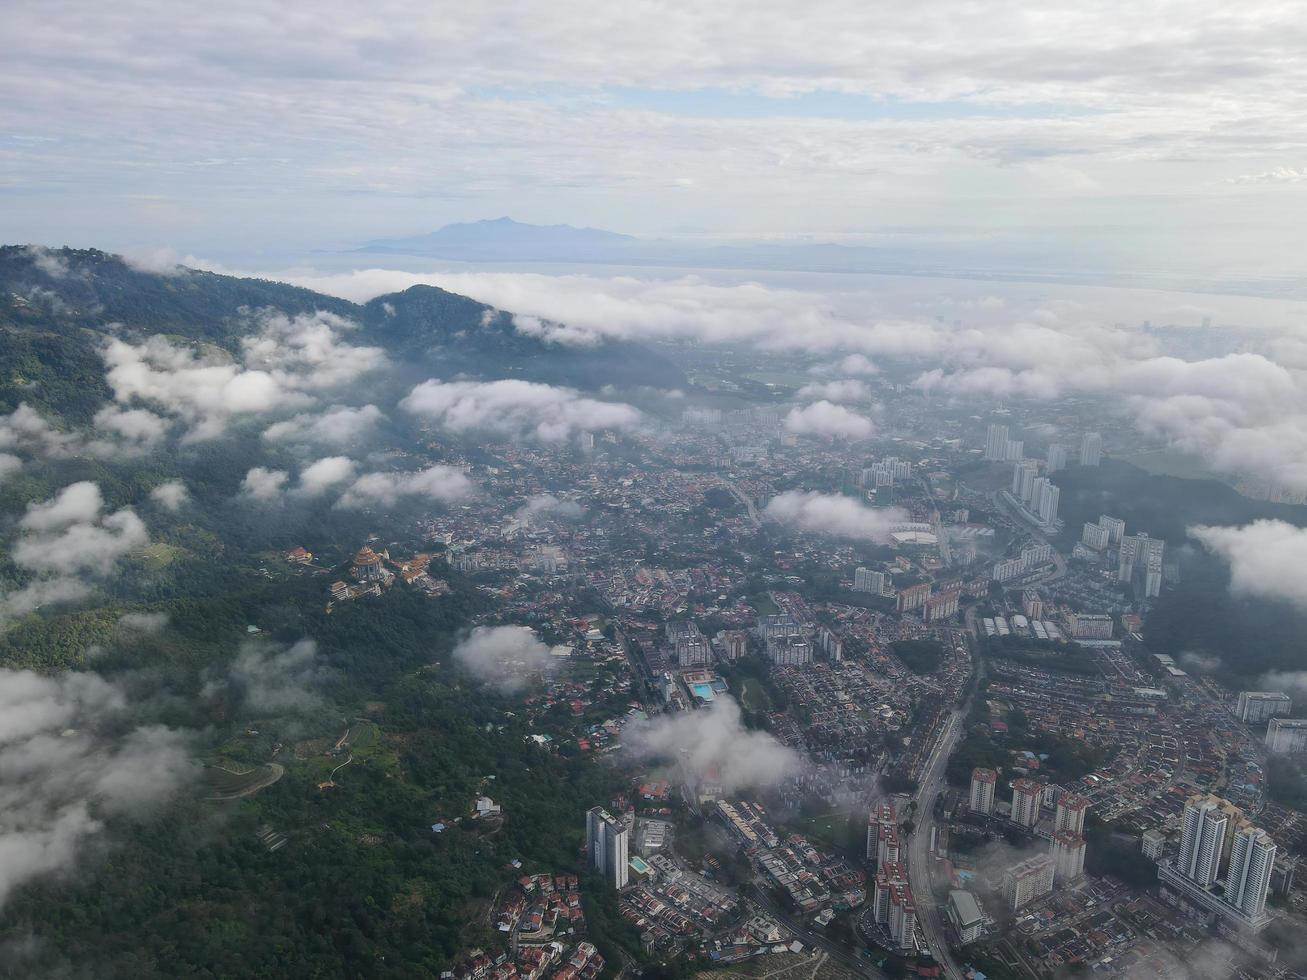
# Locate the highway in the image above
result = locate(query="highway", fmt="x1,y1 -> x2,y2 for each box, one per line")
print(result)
725,479 -> 763,527
903,632 -> 983,980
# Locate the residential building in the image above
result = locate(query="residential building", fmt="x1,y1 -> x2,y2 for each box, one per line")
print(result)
1011,778 -> 1043,829
853,567 -> 886,594
1021,542 -> 1053,569
985,424 -> 1010,461
1081,522 -> 1109,551
1119,533 -> 1165,598
947,890 -> 984,944
585,807 -> 629,889
866,803 -> 897,863
1012,460 -> 1040,502
1021,590 -> 1044,620
1098,515 -> 1126,546
969,768 -> 997,816
923,590 -> 959,622
1031,478 -> 1060,525
1159,794 -> 1275,933
1142,829 -> 1167,860
1069,613 -> 1114,641
1055,794 -> 1089,835
1226,825 -> 1276,921
1046,443 -> 1068,474
887,884 -> 917,950
896,582 -> 931,613
1003,855 -> 1055,911
1266,717 -> 1307,754
1050,830 -> 1087,884
992,556 -> 1025,583
714,630 -> 749,661
1079,432 -> 1102,467
1178,795 -> 1241,888
1237,691 -> 1292,724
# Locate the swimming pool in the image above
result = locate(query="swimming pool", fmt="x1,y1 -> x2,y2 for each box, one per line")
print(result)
692,682 -> 715,701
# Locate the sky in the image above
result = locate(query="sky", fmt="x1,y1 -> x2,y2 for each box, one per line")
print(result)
4,0 -> 1307,273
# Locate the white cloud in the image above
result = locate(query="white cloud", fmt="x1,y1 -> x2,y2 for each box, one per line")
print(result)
795,379 -> 870,402
0,404 -> 80,458
0,402 -> 172,462
1190,521 -> 1307,608
336,464 -> 474,509
296,456 -> 357,496
116,611 -> 170,634
0,668 -> 191,910
149,480 -> 189,511
238,310 -> 387,391
834,354 -> 879,376
208,638 -> 327,716
450,626 -> 564,692
783,400 -> 874,439
22,246 -> 71,280
12,482 -> 148,577
87,405 -> 172,456
0,455 -> 20,483
401,378 -> 641,443
262,404 -> 384,447
100,311 -> 385,441
763,490 -> 909,542
624,697 -> 800,794
240,467 -> 289,501
514,493 -> 585,523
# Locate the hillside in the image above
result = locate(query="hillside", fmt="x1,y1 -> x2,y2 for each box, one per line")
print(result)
0,245 -> 684,424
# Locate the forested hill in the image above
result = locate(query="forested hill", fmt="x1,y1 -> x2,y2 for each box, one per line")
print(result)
0,245 -> 684,423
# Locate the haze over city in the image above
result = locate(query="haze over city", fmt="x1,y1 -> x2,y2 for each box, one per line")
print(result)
3,2 -> 1307,979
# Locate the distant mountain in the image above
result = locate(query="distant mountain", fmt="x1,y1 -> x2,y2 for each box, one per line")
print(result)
360,217 -> 636,261
0,245 -> 685,425
353,219 -> 1307,301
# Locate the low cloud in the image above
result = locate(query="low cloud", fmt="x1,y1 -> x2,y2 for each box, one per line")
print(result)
22,245 -> 72,280
450,626 -> 563,692
402,378 -> 641,443
12,486 -> 149,582
1190,521 -> 1307,608
207,638 -> 328,716
336,464 -> 473,509
240,467 -> 290,501
783,400 -> 874,439
0,668 -> 192,909
795,379 -> 870,403
0,483 -> 149,622
261,404 -> 384,447
0,403 -> 169,462
149,480 -> 189,511
116,611 -> 170,634
624,697 -> 800,794
101,311 -> 386,441
514,493 -> 585,523
295,456 -> 357,497
763,490 -> 910,542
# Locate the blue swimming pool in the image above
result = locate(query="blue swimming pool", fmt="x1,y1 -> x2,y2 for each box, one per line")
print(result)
692,682 -> 715,701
